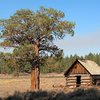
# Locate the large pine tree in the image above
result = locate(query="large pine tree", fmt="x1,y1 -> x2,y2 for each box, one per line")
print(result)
0,7 -> 75,91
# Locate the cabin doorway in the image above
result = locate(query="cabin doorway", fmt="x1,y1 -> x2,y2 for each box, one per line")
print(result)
76,76 -> 81,87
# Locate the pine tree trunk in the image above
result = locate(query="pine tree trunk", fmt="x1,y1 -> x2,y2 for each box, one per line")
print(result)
31,68 -> 35,90
31,44 -> 40,91
36,67 -> 40,89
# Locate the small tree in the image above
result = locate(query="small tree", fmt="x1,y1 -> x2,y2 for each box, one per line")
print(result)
0,7 -> 75,91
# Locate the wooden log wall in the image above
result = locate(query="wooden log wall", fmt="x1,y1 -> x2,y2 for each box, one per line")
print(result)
66,74 -> 92,88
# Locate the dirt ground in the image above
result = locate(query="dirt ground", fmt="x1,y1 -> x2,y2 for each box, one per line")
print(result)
0,73 -> 66,97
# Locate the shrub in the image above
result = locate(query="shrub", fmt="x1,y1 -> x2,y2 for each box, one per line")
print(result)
3,88 -> 100,100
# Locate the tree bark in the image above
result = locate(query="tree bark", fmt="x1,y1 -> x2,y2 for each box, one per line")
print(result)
31,44 -> 40,91
36,67 -> 40,89
31,68 -> 35,90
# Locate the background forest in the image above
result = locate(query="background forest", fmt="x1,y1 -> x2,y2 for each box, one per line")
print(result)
0,52 -> 100,74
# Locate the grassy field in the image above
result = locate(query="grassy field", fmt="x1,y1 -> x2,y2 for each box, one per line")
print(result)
0,73 -> 66,97
0,73 -> 100,100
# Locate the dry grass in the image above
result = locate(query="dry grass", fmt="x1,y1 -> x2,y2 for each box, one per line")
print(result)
0,73 -> 66,97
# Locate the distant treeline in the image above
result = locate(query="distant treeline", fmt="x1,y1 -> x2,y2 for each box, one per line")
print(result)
41,53 -> 100,73
0,52 -> 100,74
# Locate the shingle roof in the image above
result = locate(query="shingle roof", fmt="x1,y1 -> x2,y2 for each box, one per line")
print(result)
78,59 -> 100,75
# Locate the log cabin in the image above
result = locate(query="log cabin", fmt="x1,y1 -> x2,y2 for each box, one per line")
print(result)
64,59 -> 100,89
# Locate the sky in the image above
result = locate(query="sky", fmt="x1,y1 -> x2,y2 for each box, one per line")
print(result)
0,0 -> 100,56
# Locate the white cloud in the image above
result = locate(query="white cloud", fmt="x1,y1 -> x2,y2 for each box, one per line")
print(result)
54,32 -> 100,56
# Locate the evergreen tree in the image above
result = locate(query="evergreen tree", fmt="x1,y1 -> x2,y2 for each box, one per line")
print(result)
0,7 -> 75,90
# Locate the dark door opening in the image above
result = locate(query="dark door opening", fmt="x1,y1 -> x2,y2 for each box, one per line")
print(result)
76,76 -> 81,87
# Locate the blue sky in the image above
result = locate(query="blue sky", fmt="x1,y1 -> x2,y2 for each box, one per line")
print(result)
0,0 -> 100,56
